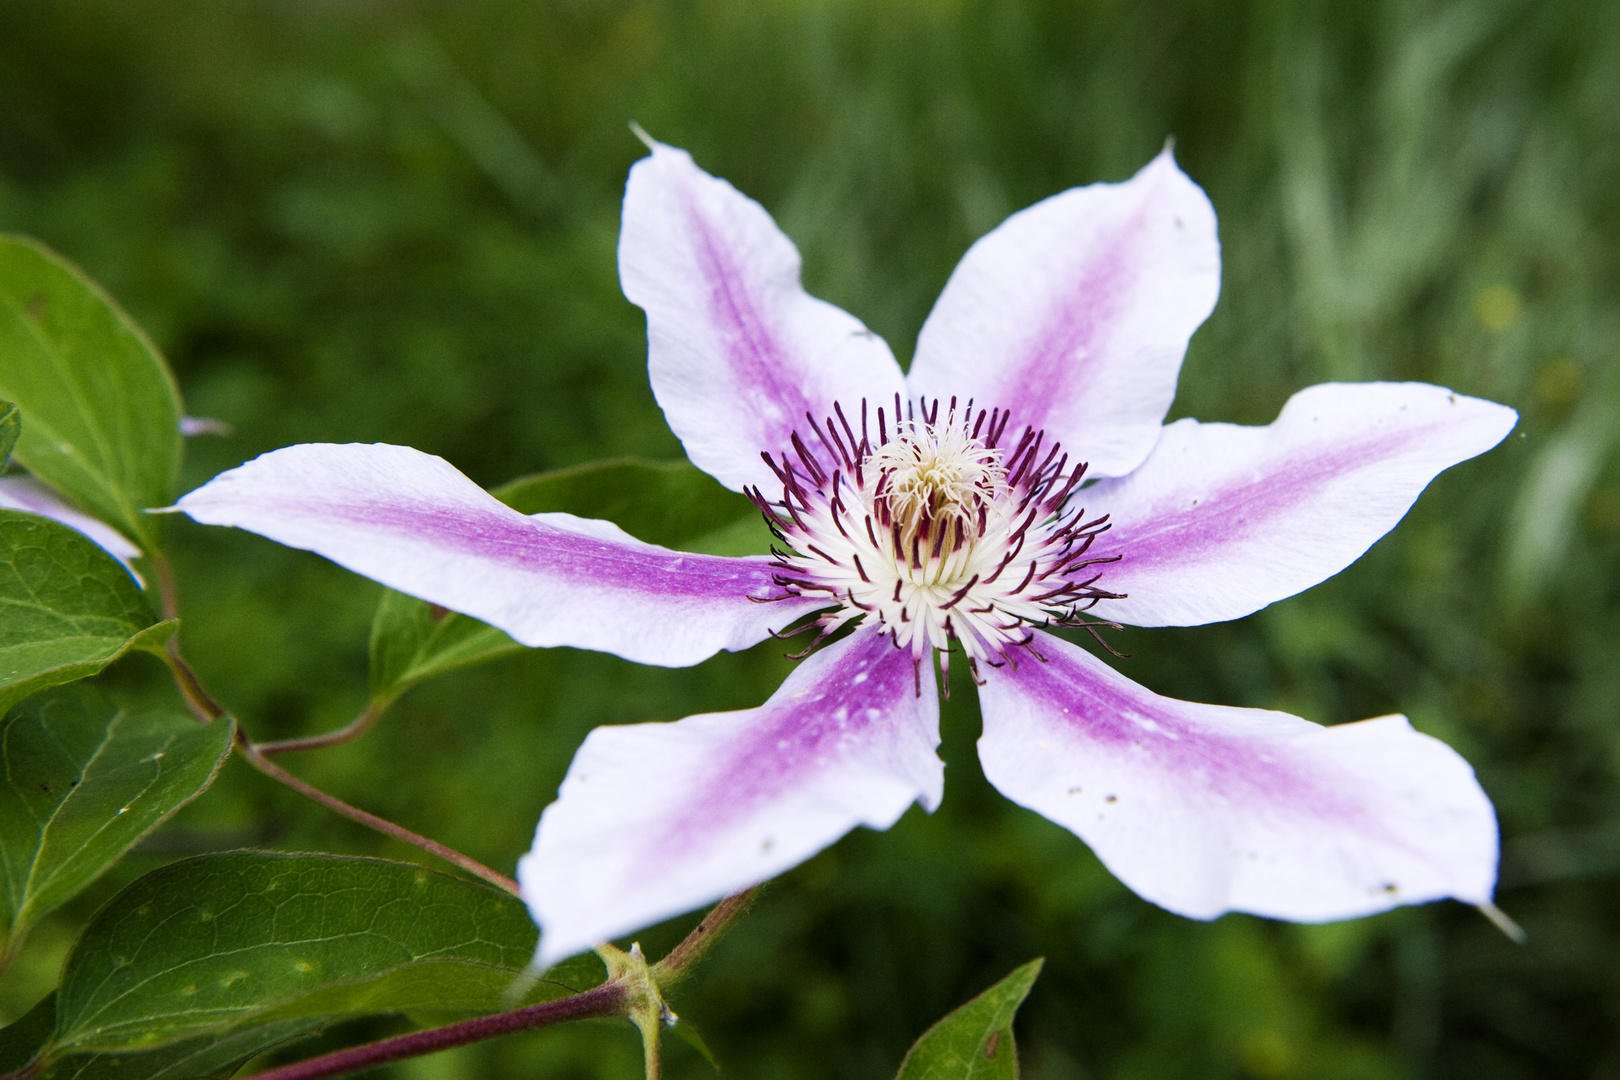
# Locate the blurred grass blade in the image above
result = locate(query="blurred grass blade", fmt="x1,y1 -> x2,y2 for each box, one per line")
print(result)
369,457 -> 768,700
0,686 -> 234,967
47,852 -> 571,1059
0,237 -> 183,548
895,959 -> 1043,1080
0,508 -> 175,713
0,401 -> 18,462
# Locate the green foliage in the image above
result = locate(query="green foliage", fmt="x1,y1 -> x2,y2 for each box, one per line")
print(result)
0,991 -> 321,1080
0,401 -> 18,463
895,960 -> 1041,1080
0,509 -> 174,713
490,458 -> 763,555
0,852 -> 567,1075
0,686 -> 233,964
368,457 -> 766,700
0,237 -> 182,548
367,588 -> 523,702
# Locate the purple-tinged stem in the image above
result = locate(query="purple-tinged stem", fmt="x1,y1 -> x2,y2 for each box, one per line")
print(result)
256,696 -> 392,756
162,645 -> 225,725
652,887 -> 759,987
232,730 -> 521,896
246,886 -> 758,1080
244,983 -> 627,1080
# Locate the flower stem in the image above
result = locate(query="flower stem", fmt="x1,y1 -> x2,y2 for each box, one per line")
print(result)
242,885 -> 755,1080
243,982 -> 628,1080
232,729 -> 521,896
255,696 -> 393,755
651,886 -> 759,987
164,645 -> 225,724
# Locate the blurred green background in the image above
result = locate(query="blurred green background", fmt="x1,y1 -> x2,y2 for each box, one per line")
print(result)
2,0 -> 1618,1077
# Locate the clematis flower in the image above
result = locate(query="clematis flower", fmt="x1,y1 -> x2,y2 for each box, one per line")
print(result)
176,141 -> 1517,966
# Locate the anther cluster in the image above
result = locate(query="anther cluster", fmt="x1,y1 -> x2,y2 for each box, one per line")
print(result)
747,396 -> 1122,687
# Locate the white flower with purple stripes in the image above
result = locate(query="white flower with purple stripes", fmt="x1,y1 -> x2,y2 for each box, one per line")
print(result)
177,141 -> 1517,966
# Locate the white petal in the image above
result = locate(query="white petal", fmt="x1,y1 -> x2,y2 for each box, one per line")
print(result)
907,149 -> 1219,478
621,142 -> 906,492
175,443 -> 822,667
520,625 -> 941,965
1086,383 -> 1517,627
978,631 -> 1498,921
0,475 -> 144,583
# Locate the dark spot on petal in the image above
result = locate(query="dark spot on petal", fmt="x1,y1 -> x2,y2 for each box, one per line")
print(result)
1105,794 -> 1118,803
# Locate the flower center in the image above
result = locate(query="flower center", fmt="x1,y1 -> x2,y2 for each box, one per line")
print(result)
748,397 -> 1122,686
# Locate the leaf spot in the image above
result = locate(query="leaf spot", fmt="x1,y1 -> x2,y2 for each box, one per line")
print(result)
984,1030 -> 1001,1059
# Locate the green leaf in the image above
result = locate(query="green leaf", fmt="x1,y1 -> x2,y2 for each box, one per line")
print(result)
367,587 -> 524,700
0,686 -> 235,960
0,236 -> 183,547
491,457 -> 763,552
0,400 -> 18,463
47,852 -> 562,1058
0,993 -> 314,1080
894,959 -> 1044,1080
670,1018 -> 721,1073
0,509 -> 173,713
0,991 -> 55,1073
368,456 -> 769,700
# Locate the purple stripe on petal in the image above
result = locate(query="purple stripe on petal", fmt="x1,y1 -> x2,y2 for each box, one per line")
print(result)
318,494 -> 776,601
990,208 -> 1147,436
684,192 -> 816,449
621,143 -> 905,492
978,631 -> 1498,922
178,443 -> 825,667
908,150 -> 1220,479
1087,383 -> 1519,627
649,626 -> 929,862
1112,425 -> 1420,576
520,625 -> 942,964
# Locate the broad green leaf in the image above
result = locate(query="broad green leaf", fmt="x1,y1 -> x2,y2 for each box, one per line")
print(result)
368,587 -> 524,700
49,852 -> 568,1057
0,236 -> 183,547
0,994 -> 313,1080
0,400 -> 18,462
0,686 -> 234,959
0,991 -> 54,1073
894,959 -> 1044,1080
491,457 -> 763,552
0,509 -> 173,712
368,456 -> 769,700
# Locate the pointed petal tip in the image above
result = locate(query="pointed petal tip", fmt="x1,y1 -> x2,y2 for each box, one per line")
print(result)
628,120 -> 659,153
978,632 -> 1499,925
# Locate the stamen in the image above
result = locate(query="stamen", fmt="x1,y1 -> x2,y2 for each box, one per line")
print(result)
754,396 -> 1122,683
